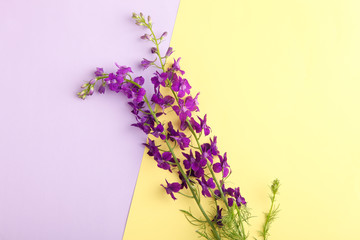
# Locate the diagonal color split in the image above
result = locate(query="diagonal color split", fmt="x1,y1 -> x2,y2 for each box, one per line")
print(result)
124,0 -> 360,239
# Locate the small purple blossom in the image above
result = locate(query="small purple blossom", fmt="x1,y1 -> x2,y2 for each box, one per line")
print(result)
189,117 -> 201,133
214,182 -> 235,198
161,179 -> 181,200
198,114 -> 211,136
212,206 -> 223,227
182,150 -> 206,177
151,71 -> 168,89
172,57 -> 185,75
143,138 -> 160,157
173,132 -> 190,150
213,152 -> 230,178
172,93 -> 200,122
115,65 -> 133,77
152,123 -> 166,140
197,176 -> 215,197
171,76 -> 191,98
154,152 -> 174,172
228,187 -> 246,207
178,171 -> 188,189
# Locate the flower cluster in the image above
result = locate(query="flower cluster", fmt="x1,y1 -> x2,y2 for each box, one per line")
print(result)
77,12 -> 280,240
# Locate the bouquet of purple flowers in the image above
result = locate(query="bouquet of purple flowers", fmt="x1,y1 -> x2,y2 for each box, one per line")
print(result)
77,12 -> 280,240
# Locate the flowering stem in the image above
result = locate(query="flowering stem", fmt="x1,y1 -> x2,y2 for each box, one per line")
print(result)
132,87 -> 221,239
147,24 -> 165,70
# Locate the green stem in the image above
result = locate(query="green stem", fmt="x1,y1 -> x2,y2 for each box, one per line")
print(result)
262,193 -> 276,240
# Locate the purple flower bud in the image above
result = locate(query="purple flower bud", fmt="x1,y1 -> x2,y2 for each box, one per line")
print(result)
151,47 -> 157,54
88,85 -> 94,95
98,84 -> 105,94
160,32 -> 168,39
140,34 -> 151,40
165,47 -> 174,57
89,78 -> 96,85
81,83 -> 89,89
94,67 -> 104,77
141,58 -> 155,69
147,15 -> 152,24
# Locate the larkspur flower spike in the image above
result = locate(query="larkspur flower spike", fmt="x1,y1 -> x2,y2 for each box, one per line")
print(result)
77,12 -> 280,240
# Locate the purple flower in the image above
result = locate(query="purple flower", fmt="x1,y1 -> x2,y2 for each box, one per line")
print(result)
151,71 -> 168,89
141,58 -> 156,69
183,150 -> 207,177
214,182 -> 235,198
213,152 -> 230,178
132,112 -> 161,134
154,152 -> 174,172
115,65 -> 133,77
94,67 -> 104,77
198,114 -> 211,136
228,187 -> 246,207
143,138 -> 160,157
171,75 -> 191,98
152,123 -> 166,140
189,117 -> 201,133
161,179 -> 181,200
173,132 -> 190,150
105,73 -> 124,93
172,93 -> 200,122
119,82 -> 133,97
128,101 -> 145,118
151,92 -> 175,111
210,136 -> 219,156
172,57 -> 185,75
167,122 -> 179,141
212,206 -> 223,227
178,171 -> 188,189
200,143 -> 214,164
197,176 -> 215,197
132,88 -> 146,103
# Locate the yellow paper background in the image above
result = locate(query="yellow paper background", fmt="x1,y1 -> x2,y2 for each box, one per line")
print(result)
124,0 -> 360,239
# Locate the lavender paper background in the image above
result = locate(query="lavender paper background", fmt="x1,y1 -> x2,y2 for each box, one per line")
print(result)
0,0 -> 179,239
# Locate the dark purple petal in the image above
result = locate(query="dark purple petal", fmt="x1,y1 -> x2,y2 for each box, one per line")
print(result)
223,167 -> 230,178
134,76 -> 145,86
228,198 -> 234,207
213,163 -> 222,173
207,178 -> 216,189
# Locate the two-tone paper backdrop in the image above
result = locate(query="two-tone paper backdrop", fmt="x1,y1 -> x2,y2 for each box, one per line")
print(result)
124,0 -> 360,239
1,0 -> 360,239
0,0 -> 179,239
